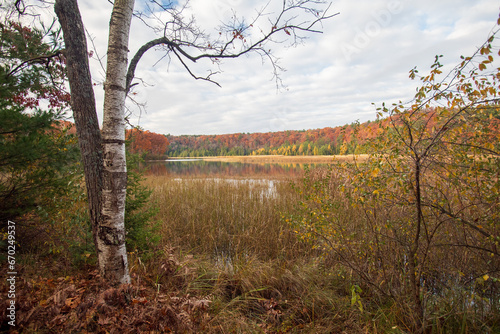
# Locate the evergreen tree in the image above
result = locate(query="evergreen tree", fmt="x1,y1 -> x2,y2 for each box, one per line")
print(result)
0,21 -> 78,225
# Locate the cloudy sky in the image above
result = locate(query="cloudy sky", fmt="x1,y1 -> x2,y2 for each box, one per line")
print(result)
77,0 -> 499,135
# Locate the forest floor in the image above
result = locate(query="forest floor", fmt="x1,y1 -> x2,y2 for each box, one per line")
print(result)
0,256 -> 214,333
0,250 -> 362,333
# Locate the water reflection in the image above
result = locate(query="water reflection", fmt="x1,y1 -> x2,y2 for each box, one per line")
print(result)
143,160 -> 311,178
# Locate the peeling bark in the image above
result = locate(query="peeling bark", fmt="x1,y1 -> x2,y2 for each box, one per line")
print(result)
99,0 -> 135,284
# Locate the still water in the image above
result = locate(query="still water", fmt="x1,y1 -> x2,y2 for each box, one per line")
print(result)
143,159 -> 313,179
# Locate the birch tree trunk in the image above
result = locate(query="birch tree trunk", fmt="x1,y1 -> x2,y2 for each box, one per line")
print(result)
99,0 -> 135,284
56,0 -> 134,285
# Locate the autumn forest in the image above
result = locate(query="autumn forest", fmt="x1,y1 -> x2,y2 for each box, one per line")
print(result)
129,119 -> 384,158
2,1 -> 500,333
130,113 -> 499,159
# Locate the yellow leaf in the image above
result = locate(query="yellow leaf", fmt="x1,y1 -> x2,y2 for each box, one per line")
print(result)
483,274 -> 490,281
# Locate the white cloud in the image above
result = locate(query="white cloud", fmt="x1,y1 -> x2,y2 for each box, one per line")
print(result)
76,0 -> 500,135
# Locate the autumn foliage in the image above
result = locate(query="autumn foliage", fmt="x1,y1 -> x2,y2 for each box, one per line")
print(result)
0,21 -> 70,111
166,123 -> 378,157
126,128 -> 169,159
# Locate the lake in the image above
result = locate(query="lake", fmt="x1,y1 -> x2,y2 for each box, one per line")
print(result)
143,158 -> 317,179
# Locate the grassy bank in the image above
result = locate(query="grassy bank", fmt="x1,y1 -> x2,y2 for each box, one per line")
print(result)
5,168 -> 498,332
141,171 -> 499,333
3,174 -> 358,332
139,174 -> 366,333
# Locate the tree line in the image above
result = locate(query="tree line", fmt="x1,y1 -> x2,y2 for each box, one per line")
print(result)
166,120 -> 379,157
136,109 -> 500,158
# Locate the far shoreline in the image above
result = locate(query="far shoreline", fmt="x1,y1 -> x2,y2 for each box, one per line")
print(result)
163,154 -> 369,164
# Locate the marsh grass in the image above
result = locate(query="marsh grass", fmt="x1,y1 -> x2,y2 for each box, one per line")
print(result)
137,170 -> 500,333
137,175 -> 368,332
16,168 -> 497,332
143,176 -> 311,262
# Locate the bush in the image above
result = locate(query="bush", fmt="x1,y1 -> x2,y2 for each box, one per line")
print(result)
287,23 -> 500,332
124,152 -> 160,253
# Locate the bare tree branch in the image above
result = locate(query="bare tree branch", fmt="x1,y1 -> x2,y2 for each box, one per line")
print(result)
125,0 -> 338,93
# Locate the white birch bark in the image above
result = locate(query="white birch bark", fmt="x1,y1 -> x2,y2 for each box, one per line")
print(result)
99,0 -> 135,284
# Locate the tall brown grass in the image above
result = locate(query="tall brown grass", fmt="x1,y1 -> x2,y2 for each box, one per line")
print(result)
138,175 -> 367,333
137,169 -> 499,333
142,176 -> 309,262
